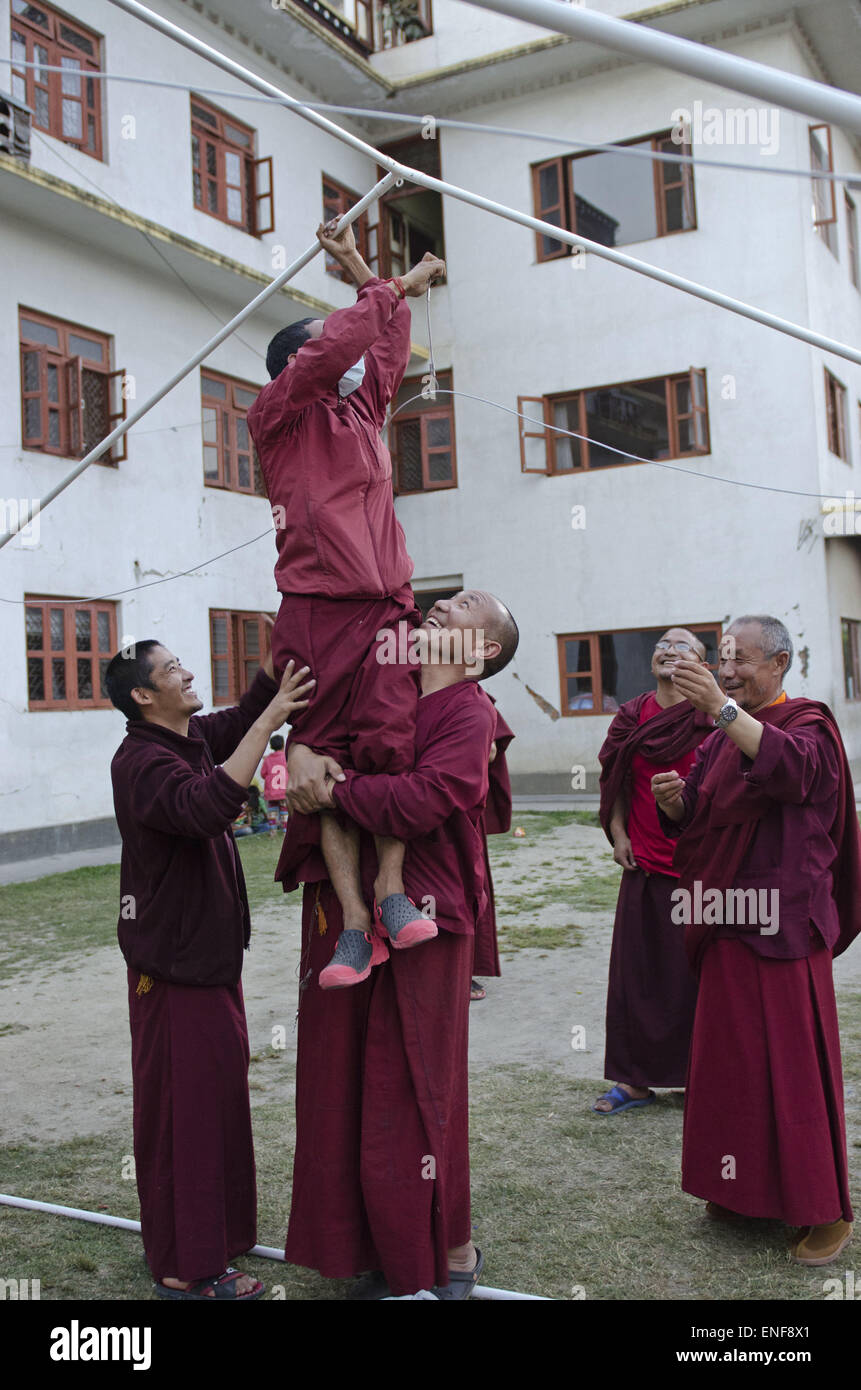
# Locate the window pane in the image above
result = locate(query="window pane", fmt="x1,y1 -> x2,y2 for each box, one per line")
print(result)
61,56 -> 82,95
52,658 -> 66,701
206,144 -> 217,176
77,658 -> 92,700
46,363 -> 59,403
207,181 -> 218,214
237,455 -> 251,488
28,657 -> 44,701
59,24 -> 96,57
244,662 -> 256,691
224,123 -> 251,147
427,452 -> 452,483
584,379 -> 668,467
35,88 -> 50,126
34,42 -> 49,80
50,608 -> 64,650
675,379 -> 691,416
566,676 -> 593,710
22,351 -> 41,392
538,163 -> 560,210
203,447 -> 220,481
193,171 -> 202,205
202,406 -> 218,443
192,103 -> 218,128
192,135 -> 200,169
395,420 -> 423,491
26,606 -> 43,650
25,400 -> 42,438
21,318 -> 60,347
69,333 -> 104,363
11,32 -> 26,64
564,638 -> 590,673
48,410 -> 60,447
99,658 -> 110,698
202,376 -> 227,400
226,187 -> 242,223
234,386 -> 257,409
224,151 -> 241,183
236,417 -> 249,450
12,73 -> 26,102
212,617 -> 228,656
97,610 -> 111,651
571,141 -> 657,246
76,610 -> 91,651
62,99 -> 83,140
242,620 -> 260,659
81,371 -> 109,452
13,2 -> 50,28
213,661 -> 229,699
664,185 -> 686,233
551,398 -> 581,471
426,416 -> 450,448
539,207 -> 564,258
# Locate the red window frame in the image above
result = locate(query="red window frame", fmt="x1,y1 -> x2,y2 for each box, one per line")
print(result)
10,0 -> 103,160
390,370 -> 457,495
210,609 -> 275,706
371,135 -> 445,279
191,95 -> 274,235
825,368 -> 848,461
19,307 -> 126,463
321,175 -> 370,280
25,595 -> 117,710
557,623 -> 721,717
518,369 -> 709,475
531,129 -> 696,263
201,370 -> 266,497
842,618 -> 861,702
846,192 -> 859,290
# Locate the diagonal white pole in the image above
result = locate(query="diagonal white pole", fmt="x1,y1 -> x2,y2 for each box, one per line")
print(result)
0,173 -> 396,548
103,0 -> 861,364
464,0 -> 861,136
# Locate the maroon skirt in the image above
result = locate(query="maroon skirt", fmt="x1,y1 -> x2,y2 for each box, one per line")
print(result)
682,937 -> 853,1225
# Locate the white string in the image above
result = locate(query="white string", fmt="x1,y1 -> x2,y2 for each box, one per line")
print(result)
3,58 -> 857,186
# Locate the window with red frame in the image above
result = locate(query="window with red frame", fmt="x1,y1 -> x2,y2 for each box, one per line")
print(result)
532,129 -> 696,262
557,624 -> 721,716
390,371 -> 457,494
518,369 -> 709,475
370,135 -> 445,279
10,0 -> 102,159
321,176 -> 370,280
191,96 -> 274,235
210,610 -> 276,705
19,308 -> 126,462
810,124 -> 838,256
25,596 -> 117,710
201,370 -> 266,496
825,368 -> 849,461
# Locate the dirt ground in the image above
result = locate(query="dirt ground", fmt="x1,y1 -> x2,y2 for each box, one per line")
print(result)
1,818 -> 860,1147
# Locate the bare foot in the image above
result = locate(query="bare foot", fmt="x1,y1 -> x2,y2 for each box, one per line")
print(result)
447,1240 -> 477,1274
593,1082 -> 650,1113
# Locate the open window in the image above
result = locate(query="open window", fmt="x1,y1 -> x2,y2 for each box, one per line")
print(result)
19,309 -> 126,463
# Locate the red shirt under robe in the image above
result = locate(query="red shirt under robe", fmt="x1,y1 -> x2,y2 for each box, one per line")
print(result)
627,693 -> 699,876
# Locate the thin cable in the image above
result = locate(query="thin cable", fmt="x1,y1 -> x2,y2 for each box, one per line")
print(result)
4,58 -> 858,185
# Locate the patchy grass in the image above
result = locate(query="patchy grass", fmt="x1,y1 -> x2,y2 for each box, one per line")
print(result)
0,839 -> 293,984
497,923 -> 584,952
2,1007 -> 859,1302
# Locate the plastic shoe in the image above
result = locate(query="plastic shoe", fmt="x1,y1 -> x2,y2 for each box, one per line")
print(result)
319,928 -> 389,990
375,894 -> 439,950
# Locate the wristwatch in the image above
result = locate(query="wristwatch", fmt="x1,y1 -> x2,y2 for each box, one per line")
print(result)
714,696 -> 739,729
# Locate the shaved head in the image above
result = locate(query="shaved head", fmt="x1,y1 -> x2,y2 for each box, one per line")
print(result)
475,591 -> 519,679
661,627 -> 706,661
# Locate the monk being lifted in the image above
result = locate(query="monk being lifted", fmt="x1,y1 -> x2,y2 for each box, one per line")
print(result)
248,218 -> 445,988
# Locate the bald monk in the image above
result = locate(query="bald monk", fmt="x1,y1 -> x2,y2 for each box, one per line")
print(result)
593,629 -> 713,1114
106,640 -> 313,1298
248,217 -> 445,988
653,616 -> 859,1265
283,589 -> 518,1297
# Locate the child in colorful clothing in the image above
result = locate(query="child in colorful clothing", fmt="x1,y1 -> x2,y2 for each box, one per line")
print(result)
261,735 -> 289,835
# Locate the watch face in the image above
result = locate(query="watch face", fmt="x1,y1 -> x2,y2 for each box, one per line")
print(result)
720,702 -> 738,725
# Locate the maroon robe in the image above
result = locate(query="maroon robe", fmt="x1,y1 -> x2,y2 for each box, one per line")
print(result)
111,674 -> 275,1279
598,695 -> 712,1088
474,705 -> 515,978
285,678 -> 508,1294
664,697 -> 859,1223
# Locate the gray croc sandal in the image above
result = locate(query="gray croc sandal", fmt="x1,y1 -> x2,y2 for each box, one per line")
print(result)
428,1248 -> 484,1300
348,1270 -> 392,1300
376,894 -> 438,950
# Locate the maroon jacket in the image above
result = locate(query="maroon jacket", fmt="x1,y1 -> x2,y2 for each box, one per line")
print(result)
334,680 -> 506,935
111,669 -> 278,986
248,278 -> 414,600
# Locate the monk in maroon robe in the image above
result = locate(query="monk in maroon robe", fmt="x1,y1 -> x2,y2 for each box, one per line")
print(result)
594,628 -> 713,1114
106,639 -> 313,1298
248,216 -> 446,987
282,589 -> 518,1297
653,616 -> 859,1265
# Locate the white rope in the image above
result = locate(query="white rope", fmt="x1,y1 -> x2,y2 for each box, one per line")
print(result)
464,0 -> 861,136
4,58 -> 857,185
0,1193 -> 548,1298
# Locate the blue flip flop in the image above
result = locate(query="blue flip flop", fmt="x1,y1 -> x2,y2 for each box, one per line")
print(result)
592,1084 -> 656,1115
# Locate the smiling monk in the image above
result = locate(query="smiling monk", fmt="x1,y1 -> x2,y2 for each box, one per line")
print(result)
652,616 -> 859,1265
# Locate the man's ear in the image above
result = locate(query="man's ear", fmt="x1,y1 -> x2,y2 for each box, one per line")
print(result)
287,353 -> 297,367
130,686 -> 154,711
475,638 -> 502,666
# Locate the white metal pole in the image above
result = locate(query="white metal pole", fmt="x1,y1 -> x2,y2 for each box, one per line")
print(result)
0,1194 -> 547,1297
0,173 -> 396,549
463,0 -> 861,136
104,0 -> 861,367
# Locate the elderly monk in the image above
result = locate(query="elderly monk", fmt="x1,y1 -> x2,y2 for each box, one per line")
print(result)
282,589 -> 518,1298
248,217 -> 445,988
106,640 -> 313,1299
653,616 -> 859,1265
593,629 -> 713,1115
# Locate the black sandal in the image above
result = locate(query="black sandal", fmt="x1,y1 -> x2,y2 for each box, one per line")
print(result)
154,1267 -> 264,1300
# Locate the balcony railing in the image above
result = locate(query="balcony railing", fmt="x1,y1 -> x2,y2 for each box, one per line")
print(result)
288,0 -> 432,54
